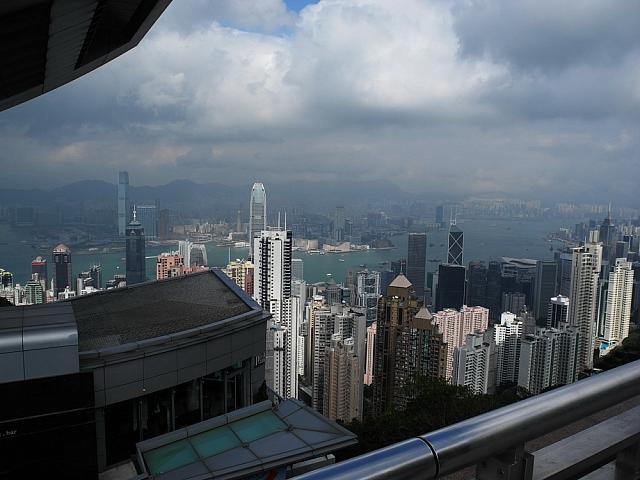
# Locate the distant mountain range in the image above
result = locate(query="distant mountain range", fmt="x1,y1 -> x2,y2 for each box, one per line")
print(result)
0,178 -> 426,218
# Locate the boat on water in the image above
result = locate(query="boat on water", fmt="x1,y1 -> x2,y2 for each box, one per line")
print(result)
359,264 -> 366,268
338,259 -> 345,262
326,273 -> 332,276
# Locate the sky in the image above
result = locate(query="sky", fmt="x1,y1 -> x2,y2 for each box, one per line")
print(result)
0,0 -> 638,204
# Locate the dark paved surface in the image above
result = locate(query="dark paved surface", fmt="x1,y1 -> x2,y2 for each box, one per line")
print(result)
71,270 -> 251,351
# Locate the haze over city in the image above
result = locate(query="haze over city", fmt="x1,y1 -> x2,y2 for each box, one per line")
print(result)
1,2 -> 640,480
1,0 -> 638,205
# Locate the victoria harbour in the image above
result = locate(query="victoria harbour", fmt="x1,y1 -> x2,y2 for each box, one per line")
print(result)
0,217 -> 568,286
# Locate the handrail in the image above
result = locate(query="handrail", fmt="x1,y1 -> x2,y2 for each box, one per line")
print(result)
295,359 -> 640,479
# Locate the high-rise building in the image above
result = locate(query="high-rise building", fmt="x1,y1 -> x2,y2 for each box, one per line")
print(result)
178,240 -> 192,267
435,205 -> 445,226
253,229 -> 300,399
390,259 -> 407,278
292,258 -> 304,281
406,233 -> 426,299
356,270 -> 380,324
53,244 -> 72,296
547,295 -> 570,329
156,253 -> 185,280
364,321 -> 376,385
249,183 -> 267,260
467,261 -> 487,307
89,264 -> 102,290
601,258 -> 634,355
518,325 -> 580,395
555,251 -> 573,297
189,243 -> 208,266
117,171 -> 130,236
31,256 -> 47,291
494,312 -> 524,386
158,209 -> 170,239
502,292 -> 526,315
436,264 -> 466,311
125,210 -> 146,286
447,224 -> 464,266
452,333 -> 492,394
568,243 -> 602,372
223,259 -> 255,295
372,275 -> 446,413
333,206 -> 345,242
432,306 -> 489,380
25,274 -> 44,305
533,261 -> 558,322
136,204 -> 158,239
599,209 -> 617,266
323,334 -> 361,422
486,261 -> 503,322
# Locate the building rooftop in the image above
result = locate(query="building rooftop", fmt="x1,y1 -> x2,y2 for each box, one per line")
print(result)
70,270 -> 252,351
136,399 -> 357,480
388,274 -> 412,289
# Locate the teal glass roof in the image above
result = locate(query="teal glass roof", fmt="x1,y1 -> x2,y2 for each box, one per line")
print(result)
136,399 -> 357,480
144,410 -> 287,475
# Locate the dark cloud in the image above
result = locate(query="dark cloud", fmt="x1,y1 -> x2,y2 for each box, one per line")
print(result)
453,0 -> 640,72
0,0 -> 638,206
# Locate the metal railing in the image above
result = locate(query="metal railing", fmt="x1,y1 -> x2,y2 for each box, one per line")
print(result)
295,359 -> 640,480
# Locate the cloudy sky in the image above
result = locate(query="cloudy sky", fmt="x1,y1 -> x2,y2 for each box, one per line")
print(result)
0,0 -> 638,204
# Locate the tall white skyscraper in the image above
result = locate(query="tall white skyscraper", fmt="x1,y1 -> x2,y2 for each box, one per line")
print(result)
249,182 -> 267,260
117,171 -> 130,236
494,312 -> 524,386
253,229 -> 300,399
568,243 -> 602,372
452,333 -> 492,394
518,325 -> 579,395
601,258 -> 634,355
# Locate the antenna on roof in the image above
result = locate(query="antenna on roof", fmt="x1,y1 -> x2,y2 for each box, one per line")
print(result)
284,211 -> 287,230
278,211 -> 281,229
133,206 -> 137,222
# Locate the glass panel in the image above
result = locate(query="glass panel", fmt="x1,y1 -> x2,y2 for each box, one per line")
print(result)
144,439 -> 199,475
228,410 -> 287,444
190,425 -> 241,458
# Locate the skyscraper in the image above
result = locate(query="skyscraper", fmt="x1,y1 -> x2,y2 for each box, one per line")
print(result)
223,259 -> 254,295
467,261 -> 487,307
364,321 -> 376,386
432,306 -> 489,380
518,325 -> 579,395
249,183 -> 267,260
189,243 -> 208,266
447,224 -> 464,266
292,258 -> 304,281
601,258 -> 634,355
372,275 -> 446,413
406,233 -> 426,299
31,256 -> 47,291
89,264 -> 102,289
494,312 -> 524,386
136,204 -> 158,239
125,209 -> 146,285
253,229 -> 300,399
547,295 -> 570,329
323,334 -> 362,422
333,206 -> 345,242
436,264 -> 466,311
156,253 -> 185,280
568,243 -> 602,372
117,171 -> 130,236
53,244 -> 72,296
356,270 -> 380,324
25,274 -> 44,305
533,260 -> 558,322
452,333 -> 492,394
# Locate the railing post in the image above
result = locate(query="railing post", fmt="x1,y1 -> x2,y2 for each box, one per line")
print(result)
615,441 -> 640,480
476,445 -> 533,480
